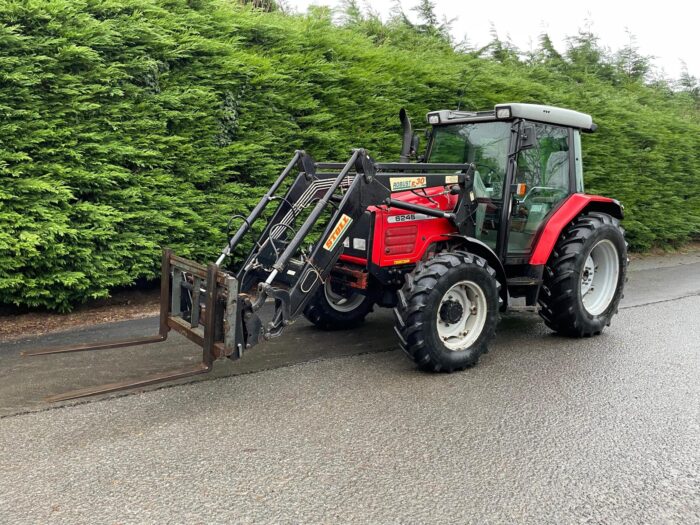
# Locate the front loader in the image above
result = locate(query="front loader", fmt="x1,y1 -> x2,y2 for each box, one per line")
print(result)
26,103 -> 627,402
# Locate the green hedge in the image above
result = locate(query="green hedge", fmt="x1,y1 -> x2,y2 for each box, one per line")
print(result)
1,0 -> 698,310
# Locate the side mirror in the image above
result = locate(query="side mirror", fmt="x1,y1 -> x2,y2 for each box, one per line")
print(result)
520,125 -> 537,150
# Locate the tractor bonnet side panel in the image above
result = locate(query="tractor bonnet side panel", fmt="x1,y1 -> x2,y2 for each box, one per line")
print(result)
338,187 -> 460,268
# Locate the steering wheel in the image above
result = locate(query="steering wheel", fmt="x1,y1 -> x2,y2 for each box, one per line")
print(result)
472,163 -> 503,196
520,186 -> 563,203
473,163 -> 500,182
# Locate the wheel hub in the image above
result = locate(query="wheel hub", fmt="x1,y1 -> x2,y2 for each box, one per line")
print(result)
323,280 -> 365,313
436,280 -> 488,351
580,239 -> 620,315
439,300 -> 464,324
581,255 -> 595,296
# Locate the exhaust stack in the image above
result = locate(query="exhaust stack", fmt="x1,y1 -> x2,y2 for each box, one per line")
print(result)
399,108 -> 413,163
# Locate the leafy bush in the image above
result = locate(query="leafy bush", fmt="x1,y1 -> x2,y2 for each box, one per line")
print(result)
0,0 -> 698,310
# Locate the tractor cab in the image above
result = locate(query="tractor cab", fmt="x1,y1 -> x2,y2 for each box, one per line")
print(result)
425,103 -> 594,264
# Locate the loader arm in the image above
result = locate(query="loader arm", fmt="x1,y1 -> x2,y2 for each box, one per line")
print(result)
24,150 -> 475,401
234,153 -> 476,349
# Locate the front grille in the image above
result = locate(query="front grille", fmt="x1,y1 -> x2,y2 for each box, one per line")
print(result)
384,225 -> 417,255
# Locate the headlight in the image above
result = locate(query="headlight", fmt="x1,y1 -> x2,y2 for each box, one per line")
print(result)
428,114 -> 440,125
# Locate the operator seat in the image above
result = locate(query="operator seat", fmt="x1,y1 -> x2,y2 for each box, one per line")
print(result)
545,151 -> 569,191
523,150 -> 570,233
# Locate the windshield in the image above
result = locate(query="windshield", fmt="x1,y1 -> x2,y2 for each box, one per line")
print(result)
428,121 -> 511,197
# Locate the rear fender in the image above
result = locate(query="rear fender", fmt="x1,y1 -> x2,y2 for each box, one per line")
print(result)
445,235 -> 508,310
530,194 -> 623,266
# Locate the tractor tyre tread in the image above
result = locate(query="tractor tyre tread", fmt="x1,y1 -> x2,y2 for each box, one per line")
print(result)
303,285 -> 374,331
394,251 -> 499,373
538,212 -> 627,337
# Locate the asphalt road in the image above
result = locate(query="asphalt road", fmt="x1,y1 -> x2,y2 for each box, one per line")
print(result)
0,253 -> 699,523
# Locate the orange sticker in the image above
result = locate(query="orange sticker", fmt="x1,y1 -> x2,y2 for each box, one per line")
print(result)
323,214 -> 353,251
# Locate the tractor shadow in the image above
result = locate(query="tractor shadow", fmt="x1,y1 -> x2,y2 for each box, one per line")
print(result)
1,306 -> 553,415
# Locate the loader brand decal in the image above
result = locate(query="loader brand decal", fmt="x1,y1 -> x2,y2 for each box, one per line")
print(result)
323,214 -> 353,251
389,176 -> 427,192
387,213 -> 437,223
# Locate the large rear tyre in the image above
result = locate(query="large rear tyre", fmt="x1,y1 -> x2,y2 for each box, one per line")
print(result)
394,251 -> 500,372
303,280 -> 374,330
538,212 -> 627,337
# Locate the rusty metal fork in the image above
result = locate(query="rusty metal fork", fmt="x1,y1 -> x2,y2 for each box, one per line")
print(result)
22,250 -> 222,402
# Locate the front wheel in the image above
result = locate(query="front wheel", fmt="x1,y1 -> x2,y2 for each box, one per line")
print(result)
303,280 -> 374,330
394,251 -> 500,372
538,212 -> 627,336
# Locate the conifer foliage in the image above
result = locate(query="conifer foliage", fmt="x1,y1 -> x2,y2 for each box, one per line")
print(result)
0,0 -> 698,310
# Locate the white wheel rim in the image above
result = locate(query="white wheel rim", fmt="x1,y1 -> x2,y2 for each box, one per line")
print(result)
580,239 -> 619,316
436,280 -> 488,351
324,281 -> 365,313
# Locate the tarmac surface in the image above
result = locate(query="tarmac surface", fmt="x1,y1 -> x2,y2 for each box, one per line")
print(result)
0,252 -> 699,523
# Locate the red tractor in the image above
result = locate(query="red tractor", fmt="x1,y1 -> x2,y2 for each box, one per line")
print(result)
28,103 -> 627,401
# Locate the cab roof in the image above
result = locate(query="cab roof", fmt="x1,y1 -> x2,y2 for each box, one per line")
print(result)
427,103 -> 597,132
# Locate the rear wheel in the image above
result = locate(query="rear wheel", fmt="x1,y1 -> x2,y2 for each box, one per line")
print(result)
303,280 -> 373,330
394,251 -> 500,372
538,212 -> 627,336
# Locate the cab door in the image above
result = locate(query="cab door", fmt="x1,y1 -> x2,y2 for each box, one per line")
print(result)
427,121 -> 513,252
506,123 -> 574,259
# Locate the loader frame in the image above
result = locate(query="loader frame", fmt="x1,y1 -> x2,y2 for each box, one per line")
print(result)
26,149 -> 476,401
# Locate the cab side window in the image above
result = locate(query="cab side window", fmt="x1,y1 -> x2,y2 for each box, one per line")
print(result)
515,124 -> 570,197
508,124 -> 571,255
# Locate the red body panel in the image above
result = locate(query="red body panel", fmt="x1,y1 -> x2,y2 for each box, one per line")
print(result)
372,188 -> 458,267
340,187 -> 458,267
528,193 -> 617,265
337,190 -> 620,270
339,254 -> 369,266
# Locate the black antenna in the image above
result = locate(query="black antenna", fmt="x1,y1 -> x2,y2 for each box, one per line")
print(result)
456,71 -> 479,111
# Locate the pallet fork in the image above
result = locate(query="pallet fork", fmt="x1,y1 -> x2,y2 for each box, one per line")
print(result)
25,149 -> 475,401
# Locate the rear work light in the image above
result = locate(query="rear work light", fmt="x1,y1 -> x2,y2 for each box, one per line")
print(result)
428,113 -> 440,125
